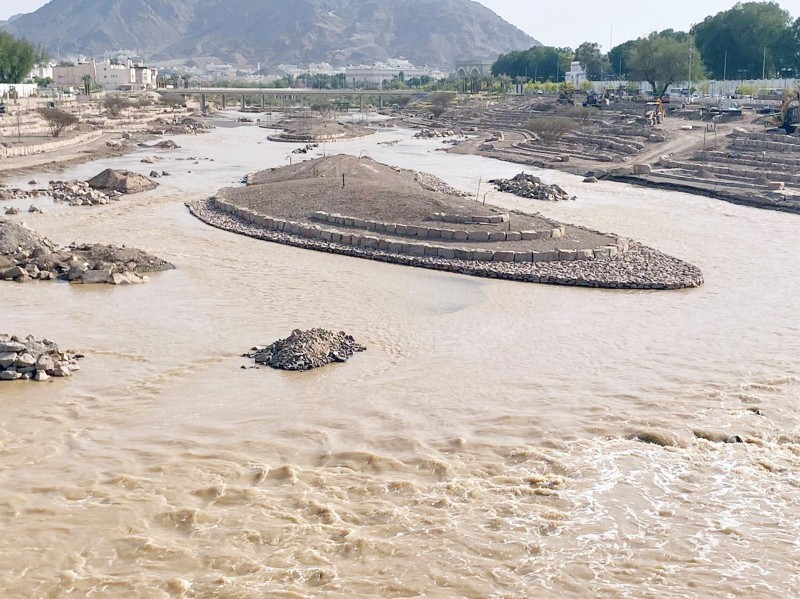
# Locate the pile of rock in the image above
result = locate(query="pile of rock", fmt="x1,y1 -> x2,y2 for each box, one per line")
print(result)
0,334 -> 82,381
490,173 -> 576,201
87,169 -> 158,194
244,328 -> 366,371
414,129 -> 456,139
413,171 -> 470,197
1,180 -> 119,207
0,220 -> 174,284
51,180 -> 117,205
150,117 -> 211,135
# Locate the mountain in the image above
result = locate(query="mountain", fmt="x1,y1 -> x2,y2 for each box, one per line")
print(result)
6,0 -> 539,67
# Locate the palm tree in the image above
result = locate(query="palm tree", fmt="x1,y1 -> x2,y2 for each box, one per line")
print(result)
181,74 -> 191,89
81,74 -> 92,96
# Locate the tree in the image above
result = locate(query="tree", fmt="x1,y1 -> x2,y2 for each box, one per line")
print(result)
181,74 -> 192,89
493,46 -> 575,82
311,98 -> 332,118
628,31 -> 704,98
103,95 -> 133,117
609,40 -> 637,79
0,32 -> 45,83
574,42 -> 611,80
428,91 -> 455,116
37,108 -> 79,137
81,74 -> 92,96
526,117 -> 575,143
691,2 -> 793,79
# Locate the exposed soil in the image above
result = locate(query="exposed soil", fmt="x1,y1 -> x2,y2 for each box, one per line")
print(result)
221,154 -> 615,252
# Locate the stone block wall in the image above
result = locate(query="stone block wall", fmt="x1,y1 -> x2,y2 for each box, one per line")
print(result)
308,210 -> 566,242
0,131 -> 104,160
212,198 -> 629,264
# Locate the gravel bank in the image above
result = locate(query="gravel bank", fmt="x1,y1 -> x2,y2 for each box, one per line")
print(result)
187,198 -> 704,290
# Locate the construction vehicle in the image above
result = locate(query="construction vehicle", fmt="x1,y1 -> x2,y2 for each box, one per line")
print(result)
767,91 -> 800,134
644,98 -> 666,125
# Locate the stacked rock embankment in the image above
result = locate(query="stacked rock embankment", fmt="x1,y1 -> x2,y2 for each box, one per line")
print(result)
244,329 -> 366,371
0,334 -> 82,381
187,197 -> 703,290
491,173 -> 576,201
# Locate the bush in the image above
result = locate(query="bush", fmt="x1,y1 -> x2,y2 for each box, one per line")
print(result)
103,95 -> 133,117
526,117 -> 575,143
36,107 -> 79,137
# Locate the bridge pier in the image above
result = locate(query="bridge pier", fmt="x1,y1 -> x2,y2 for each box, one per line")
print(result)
379,95 -> 383,109
241,95 -> 245,111
221,94 -> 226,109
261,95 -> 265,109
200,93 -> 206,113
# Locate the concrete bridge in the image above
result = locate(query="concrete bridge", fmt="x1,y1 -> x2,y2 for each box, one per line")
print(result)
167,87 -> 425,112
455,60 -> 495,79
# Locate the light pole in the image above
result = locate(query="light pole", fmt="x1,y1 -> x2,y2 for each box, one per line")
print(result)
688,48 -> 692,102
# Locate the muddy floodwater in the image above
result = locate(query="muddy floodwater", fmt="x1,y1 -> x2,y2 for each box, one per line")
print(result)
1,118 -> 799,598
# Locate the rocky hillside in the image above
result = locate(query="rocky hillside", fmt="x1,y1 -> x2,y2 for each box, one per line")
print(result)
5,0 -> 538,68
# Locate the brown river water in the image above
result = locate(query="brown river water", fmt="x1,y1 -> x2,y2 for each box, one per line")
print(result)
1,120 -> 799,598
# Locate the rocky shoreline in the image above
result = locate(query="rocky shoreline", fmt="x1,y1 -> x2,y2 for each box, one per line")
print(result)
187,197 -> 703,290
0,334 -> 82,382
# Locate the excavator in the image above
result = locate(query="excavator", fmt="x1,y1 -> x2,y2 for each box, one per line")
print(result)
768,91 -> 800,133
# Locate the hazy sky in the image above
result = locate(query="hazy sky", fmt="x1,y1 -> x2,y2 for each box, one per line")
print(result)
1,0 -> 796,51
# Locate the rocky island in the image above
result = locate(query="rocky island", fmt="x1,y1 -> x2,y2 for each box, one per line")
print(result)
188,154 -> 702,290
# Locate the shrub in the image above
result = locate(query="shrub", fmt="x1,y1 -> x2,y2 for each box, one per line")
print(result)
36,107 -> 79,137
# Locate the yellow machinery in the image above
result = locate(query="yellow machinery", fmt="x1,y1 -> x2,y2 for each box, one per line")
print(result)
645,98 -> 666,124
768,91 -> 800,133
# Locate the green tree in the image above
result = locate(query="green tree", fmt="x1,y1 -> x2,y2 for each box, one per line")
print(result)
628,31 -> 705,97
574,42 -> 611,80
493,46 -> 575,82
691,2 -> 793,79
0,32 -> 45,83
608,40 -> 637,78
81,74 -> 92,96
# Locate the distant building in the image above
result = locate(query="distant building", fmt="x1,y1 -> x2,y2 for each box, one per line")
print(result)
52,59 -> 157,90
53,61 -> 97,87
564,61 -> 586,86
345,59 -> 432,86
28,63 -> 54,81
455,59 -> 495,79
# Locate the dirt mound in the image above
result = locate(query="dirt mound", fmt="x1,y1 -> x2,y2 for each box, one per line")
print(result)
245,328 -> 366,371
87,169 -> 158,194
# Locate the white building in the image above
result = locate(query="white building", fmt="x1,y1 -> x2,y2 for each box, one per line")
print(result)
345,59 -> 434,86
53,59 -> 157,90
564,61 -> 586,86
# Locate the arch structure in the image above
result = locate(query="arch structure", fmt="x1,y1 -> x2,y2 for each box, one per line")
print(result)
454,60 -> 494,80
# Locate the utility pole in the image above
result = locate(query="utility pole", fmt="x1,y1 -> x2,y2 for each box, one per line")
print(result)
688,48 -> 692,101
762,47 -> 767,81
723,50 -> 727,81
